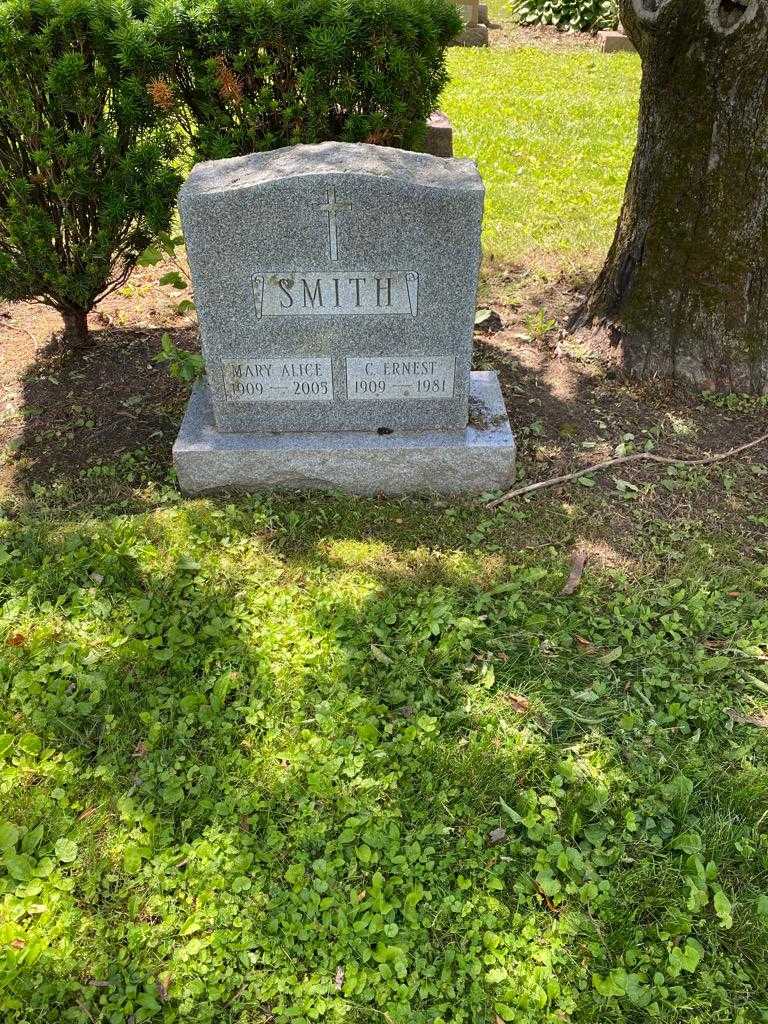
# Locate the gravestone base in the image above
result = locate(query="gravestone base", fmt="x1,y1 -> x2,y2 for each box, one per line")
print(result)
454,23 -> 489,46
174,372 -> 516,496
598,30 -> 635,52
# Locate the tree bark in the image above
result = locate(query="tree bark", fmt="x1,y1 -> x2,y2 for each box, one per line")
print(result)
573,0 -> 768,393
59,306 -> 91,352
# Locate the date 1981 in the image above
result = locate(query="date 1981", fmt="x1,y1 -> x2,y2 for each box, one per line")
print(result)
351,377 -> 450,398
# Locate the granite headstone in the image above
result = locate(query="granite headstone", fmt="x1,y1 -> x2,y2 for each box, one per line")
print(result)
173,142 -> 515,495
178,143 -> 481,434
598,22 -> 636,52
424,111 -> 454,158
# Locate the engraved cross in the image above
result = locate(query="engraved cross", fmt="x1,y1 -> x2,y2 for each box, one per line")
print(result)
320,187 -> 351,262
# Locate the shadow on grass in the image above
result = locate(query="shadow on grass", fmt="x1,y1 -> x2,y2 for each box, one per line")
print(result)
0,526 -> 571,1017
2,496 -> 767,1020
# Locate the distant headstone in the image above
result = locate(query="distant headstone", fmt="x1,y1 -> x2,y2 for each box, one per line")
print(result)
453,0 -> 489,46
459,0 -> 478,24
598,22 -> 636,52
424,111 -> 453,158
173,143 -> 515,495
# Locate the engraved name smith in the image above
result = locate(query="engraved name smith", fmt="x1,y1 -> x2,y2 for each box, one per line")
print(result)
252,188 -> 418,318
254,270 -> 418,318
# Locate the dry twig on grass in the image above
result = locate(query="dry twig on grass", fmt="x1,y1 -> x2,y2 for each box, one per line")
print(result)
726,708 -> 768,729
486,432 -> 768,510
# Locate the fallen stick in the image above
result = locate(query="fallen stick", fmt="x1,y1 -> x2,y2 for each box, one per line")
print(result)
3,319 -> 38,347
486,431 -> 768,510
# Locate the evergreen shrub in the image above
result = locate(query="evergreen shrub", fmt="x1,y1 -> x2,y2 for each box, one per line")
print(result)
0,0 -> 183,347
0,0 -> 461,347
151,0 -> 463,161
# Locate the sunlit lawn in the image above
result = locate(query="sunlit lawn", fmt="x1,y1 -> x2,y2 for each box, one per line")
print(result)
2,484 -> 768,1023
442,46 -> 640,262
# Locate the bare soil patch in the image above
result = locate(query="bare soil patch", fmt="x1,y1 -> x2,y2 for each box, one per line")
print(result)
0,258 -> 765,538
474,263 -> 768,534
489,20 -> 600,51
0,264 -> 196,498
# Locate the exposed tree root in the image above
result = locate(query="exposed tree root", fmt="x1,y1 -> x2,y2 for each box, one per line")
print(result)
486,431 -> 768,510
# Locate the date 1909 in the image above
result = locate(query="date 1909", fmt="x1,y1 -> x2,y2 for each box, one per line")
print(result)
346,357 -> 455,402
230,378 -> 331,399
222,358 -> 334,403
221,356 -> 456,404
351,377 -> 449,397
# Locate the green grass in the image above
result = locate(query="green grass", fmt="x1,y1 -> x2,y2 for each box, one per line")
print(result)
2,31 -> 768,1024
1,488 -> 767,1023
442,47 -> 640,262
485,0 -> 511,21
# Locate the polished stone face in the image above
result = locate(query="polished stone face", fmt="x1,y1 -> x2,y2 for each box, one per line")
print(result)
179,142 -> 484,434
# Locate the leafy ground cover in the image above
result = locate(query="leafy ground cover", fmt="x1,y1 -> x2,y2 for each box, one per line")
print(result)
1,18 -> 768,1024
1,469 -> 768,1023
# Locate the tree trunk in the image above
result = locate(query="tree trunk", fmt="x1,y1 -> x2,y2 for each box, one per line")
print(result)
59,306 -> 91,352
573,0 -> 768,393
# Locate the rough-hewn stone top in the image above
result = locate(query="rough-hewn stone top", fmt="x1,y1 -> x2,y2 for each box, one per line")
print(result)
180,142 -> 483,202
